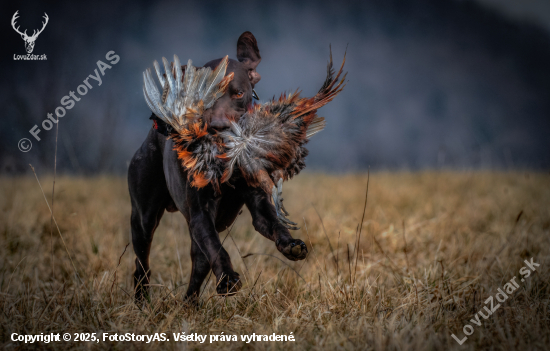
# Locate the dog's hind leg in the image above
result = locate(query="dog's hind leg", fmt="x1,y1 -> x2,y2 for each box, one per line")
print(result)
130,204 -> 165,302
128,129 -> 171,302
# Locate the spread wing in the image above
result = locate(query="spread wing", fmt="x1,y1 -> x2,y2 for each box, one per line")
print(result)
143,55 -> 233,192
143,55 -> 233,133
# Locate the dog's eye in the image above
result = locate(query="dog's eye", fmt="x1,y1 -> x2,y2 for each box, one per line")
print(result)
234,91 -> 244,99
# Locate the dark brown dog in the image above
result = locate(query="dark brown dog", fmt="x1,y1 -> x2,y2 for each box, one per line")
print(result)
128,32 -> 307,303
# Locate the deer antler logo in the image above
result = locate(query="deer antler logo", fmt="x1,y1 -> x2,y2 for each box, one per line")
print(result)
11,11 -> 49,54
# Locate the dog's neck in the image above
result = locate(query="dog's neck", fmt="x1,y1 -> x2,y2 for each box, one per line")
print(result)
150,114 -> 172,137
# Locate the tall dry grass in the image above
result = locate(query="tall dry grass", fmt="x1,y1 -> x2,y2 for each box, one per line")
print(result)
0,171 -> 549,350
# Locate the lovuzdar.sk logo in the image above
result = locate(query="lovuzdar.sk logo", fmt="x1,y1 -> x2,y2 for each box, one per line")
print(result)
12,10 -> 48,61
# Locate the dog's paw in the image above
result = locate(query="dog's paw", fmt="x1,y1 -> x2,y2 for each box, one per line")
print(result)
216,272 -> 242,296
277,238 -> 308,261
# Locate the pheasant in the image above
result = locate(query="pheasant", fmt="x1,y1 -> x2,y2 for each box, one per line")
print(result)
143,52 -> 346,229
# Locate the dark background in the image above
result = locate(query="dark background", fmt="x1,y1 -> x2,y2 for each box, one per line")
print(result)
2,0 -> 549,174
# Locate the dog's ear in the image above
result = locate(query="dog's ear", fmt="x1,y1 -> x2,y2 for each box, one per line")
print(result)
237,31 -> 261,86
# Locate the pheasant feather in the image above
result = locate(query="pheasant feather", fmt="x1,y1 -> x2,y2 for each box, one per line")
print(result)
143,55 -> 233,190
143,55 -> 233,133
219,51 -> 346,191
143,51 -> 346,227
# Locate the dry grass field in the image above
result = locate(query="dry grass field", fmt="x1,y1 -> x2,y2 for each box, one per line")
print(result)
0,171 -> 549,350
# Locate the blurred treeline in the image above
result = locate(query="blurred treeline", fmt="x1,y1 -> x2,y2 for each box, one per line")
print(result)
2,0 -> 550,174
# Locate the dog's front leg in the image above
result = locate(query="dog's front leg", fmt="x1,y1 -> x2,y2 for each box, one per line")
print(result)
186,187 -> 242,296
245,187 -> 308,261
163,140 -> 241,298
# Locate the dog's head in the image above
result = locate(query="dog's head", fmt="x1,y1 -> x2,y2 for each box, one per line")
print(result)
202,31 -> 261,132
